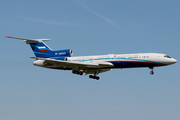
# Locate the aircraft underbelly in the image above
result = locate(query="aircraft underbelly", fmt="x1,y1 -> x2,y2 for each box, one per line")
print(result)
111,61 -> 164,68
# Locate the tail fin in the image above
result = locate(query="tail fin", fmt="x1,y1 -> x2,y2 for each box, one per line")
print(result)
7,36 -> 73,58
29,42 -> 54,58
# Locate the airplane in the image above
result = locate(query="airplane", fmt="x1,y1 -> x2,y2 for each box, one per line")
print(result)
6,36 -> 177,80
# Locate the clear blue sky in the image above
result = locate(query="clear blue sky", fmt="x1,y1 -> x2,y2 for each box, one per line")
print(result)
0,0 -> 179,120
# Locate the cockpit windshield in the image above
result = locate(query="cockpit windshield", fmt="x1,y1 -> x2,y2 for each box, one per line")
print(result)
164,55 -> 171,58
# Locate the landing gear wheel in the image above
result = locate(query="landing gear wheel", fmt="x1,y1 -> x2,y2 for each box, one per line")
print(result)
72,70 -> 76,74
89,75 -> 93,78
72,70 -> 83,75
150,71 -> 154,75
79,72 -> 83,75
149,67 -> 154,75
96,76 -> 100,80
89,75 -> 100,80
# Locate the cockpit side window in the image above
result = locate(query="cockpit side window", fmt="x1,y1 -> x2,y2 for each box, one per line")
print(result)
164,55 -> 171,58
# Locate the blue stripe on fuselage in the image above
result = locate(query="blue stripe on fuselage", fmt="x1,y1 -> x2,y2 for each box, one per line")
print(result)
77,57 -> 165,68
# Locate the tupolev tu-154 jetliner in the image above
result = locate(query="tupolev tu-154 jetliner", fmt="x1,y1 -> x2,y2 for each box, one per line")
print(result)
7,36 -> 177,80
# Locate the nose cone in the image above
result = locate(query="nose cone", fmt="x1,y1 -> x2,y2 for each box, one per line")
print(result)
170,58 -> 177,64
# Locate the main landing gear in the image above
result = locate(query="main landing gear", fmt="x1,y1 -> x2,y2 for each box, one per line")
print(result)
72,69 -> 100,80
72,70 -> 83,75
89,74 -> 100,80
149,67 -> 154,75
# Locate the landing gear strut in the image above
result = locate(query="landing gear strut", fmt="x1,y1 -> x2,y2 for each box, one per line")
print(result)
149,67 -> 154,75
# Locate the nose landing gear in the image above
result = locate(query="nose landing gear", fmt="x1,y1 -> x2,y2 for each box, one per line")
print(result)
150,71 -> 154,75
149,67 -> 154,75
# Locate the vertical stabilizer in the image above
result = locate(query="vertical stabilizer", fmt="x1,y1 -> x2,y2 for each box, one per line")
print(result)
29,42 -> 54,58
7,36 -> 73,58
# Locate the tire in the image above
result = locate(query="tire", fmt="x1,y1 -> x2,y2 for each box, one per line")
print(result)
96,76 -> 100,80
80,72 -> 83,75
89,75 -> 93,78
150,71 -> 154,75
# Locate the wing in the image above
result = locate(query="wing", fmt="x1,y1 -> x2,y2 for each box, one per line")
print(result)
31,57 -> 114,69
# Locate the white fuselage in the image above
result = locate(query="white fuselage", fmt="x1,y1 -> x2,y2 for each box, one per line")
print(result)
33,53 -> 177,69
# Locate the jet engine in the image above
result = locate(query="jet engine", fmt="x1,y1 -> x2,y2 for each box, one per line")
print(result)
55,49 -> 73,57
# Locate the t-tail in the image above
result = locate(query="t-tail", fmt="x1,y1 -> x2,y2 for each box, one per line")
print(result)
6,36 -> 73,58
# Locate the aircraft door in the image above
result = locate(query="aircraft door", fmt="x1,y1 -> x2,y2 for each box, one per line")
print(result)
118,56 -> 120,62
90,58 -> 93,63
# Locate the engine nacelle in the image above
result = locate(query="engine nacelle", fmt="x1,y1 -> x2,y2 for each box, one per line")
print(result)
33,57 -> 68,67
55,57 -> 68,61
54,49 -> 73,57
33,60 -> 45,66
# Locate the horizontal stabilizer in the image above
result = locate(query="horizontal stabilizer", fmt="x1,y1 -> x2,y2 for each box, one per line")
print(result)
6,36 -> 51,44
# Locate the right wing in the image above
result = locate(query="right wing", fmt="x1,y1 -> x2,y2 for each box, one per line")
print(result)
32,57 -> 99,68
31,57 -> 114,68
